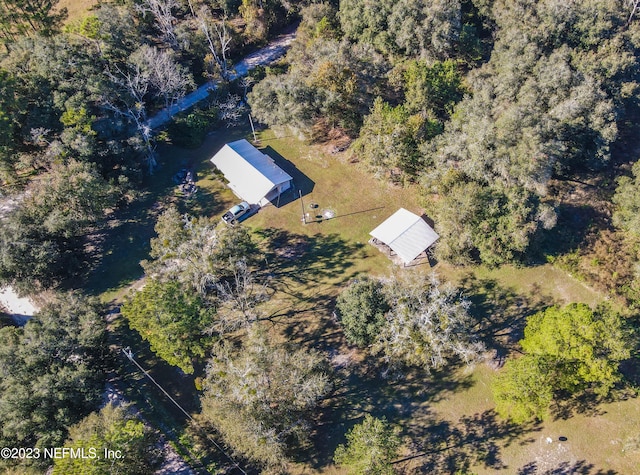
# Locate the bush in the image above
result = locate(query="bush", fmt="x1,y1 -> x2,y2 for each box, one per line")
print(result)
167,105 -> 219,148
336,277 -> 390,347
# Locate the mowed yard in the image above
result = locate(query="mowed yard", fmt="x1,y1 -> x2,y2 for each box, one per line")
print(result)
188,128 -> 640,474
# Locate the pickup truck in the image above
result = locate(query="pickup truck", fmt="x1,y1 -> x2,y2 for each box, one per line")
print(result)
222,202 -> 251,224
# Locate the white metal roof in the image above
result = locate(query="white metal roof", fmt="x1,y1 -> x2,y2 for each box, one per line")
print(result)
210,139 -> 293,205
370,208 -> 439,264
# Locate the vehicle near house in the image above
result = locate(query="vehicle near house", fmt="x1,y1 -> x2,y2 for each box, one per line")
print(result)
222,201 -> 251,224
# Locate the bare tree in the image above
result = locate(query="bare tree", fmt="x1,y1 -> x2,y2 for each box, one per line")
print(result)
628,0 -> 640,26
130,44 -> 194,109
103,61 -> 157,173
217,93 -> 246,127
214,258 -> 271,332
136,0 -> 180,48
189,1 -> 233,80
373,273 -> 485,372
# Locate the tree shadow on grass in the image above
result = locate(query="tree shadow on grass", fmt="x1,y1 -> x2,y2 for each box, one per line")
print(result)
532,202 -> 600,263
517,460 -> 618,474
458,274 -> 557,358
398,409 -> 541,474
299,365 -> 476,469
257,228 -> 366,289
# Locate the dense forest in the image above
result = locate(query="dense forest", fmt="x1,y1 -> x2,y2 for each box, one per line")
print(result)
1,0 -> 640,474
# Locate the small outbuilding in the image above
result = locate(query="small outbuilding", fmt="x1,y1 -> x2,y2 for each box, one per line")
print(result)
210,139 -> 293,207
369,208 -> 439,265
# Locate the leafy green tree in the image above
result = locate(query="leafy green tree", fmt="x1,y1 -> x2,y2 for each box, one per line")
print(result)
0,68 -> 19,184
121,280 -> 215,374
0,293 -> 108,453
336,276 -> 390,347
199,326 -> 331,470
339,0 -> 463,59
0,160 -> 118,290
248,33 -> 390,138
373,273 -> 484,371
493,303 -> 632,423
402,59 -> 464,119
491,355 -> 554,424
613,160 -> 640,236
52,403 -> 162,475
351,97 -> 440,182
333,414 -> 400,475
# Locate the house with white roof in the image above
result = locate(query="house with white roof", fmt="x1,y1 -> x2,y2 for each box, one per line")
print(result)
210,139 -> 293,207
369,208 -> 439,265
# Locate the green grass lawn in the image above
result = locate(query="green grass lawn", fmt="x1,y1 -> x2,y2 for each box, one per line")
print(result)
188,128 -> 638,474
91,123 -> 638,474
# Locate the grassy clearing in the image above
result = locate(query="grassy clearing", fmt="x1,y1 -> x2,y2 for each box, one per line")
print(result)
92,123 -> 636,474
57,0 -> 97,23
190,128 -> 638,474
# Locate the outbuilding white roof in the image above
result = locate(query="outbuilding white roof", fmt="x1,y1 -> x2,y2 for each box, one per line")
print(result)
370,208 -> 439,264
211,139 -> 293,205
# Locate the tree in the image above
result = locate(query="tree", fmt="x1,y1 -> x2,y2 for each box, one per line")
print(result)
493,303 -> 632,423
0,293 -> 108,454
491,356 -> 554,424
135,0 -> 181,49
121,280 -> 215,374
336,277 -> 390,348
0,160 -> 119,290
334,414 -> 400,475
129,45 -> 194,109
613,160 -> 640,236
0,0 -> 67,47
189,2 -> 235,80
143,207 -> 260,296
199,326 -> 331,470
402,59 -> 464,119
52,404 -> 163,475
372,273 -> 484,371
351,97 -> 440,182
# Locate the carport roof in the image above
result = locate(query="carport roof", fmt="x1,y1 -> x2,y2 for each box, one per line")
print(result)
370,208 -> 439,264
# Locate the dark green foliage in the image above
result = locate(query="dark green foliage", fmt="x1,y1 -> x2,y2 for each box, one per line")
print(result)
143,206 -> 261,295
121,280 -> 215,374
167,104 -> 219,148
249,5 -> 390,138
199,326 -> 331,470
425,179 -> 546,266
333,414 -> 400,475
52,404 -> 162,475
493,303 -> 632,423
0,293 -> 108,456
351,97 -> 440,182
339,0 -> 463,59
418,0 -> 637,265
0,160 -> 119,290
0,68 -> 19,184
336,277 -> 390,347
402,59 -> 465,119
613,160 -> 640,236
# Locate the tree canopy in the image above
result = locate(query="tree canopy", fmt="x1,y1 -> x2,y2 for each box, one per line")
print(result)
0,293 -> 108,458
336,273 -> 484,372
52,403 -> 162,475
199,326 -> 332,470
493,303 -> 632,423
333,414 -> 400,475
